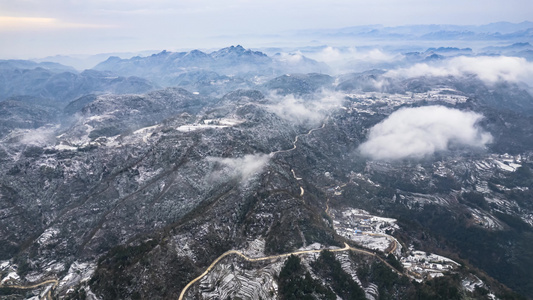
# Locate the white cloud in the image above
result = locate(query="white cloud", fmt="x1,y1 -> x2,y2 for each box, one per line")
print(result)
310,47 -> 400,64
359,106 -> 492,160
207,153 -> 270,180
266,90 -> 345,126
267,94 -> 324,126
385,56 -> 533,86
305,46 -> 403,74
276,52 -> 304,64
18,127 -> 57,146
309,46 -> 347,63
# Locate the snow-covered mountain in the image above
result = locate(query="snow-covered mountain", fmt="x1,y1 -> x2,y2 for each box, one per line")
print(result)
1,44 -> 533,300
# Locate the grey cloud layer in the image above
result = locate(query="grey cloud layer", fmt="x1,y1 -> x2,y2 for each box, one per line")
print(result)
358,106 -> 492,160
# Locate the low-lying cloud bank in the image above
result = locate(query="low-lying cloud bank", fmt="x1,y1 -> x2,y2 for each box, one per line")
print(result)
306,46 -> 402,74
359,106 -> 492,160
207,153 -> 270,180
385,56 -> 533,86
309,47 -> 399,64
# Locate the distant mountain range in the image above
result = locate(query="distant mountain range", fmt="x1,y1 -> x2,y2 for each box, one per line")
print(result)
293,21 -> 533,42
93,45 -> 328,87
32,50 -> 160,71
0,62 -> 155,108
26,22 -> 533,71
3,39 -> 533,113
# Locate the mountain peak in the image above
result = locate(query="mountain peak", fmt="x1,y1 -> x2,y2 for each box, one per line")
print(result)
185,49 -> 209,57
210,45 -> 267,59
231,45 -> 245,51
151,50 -> 171,57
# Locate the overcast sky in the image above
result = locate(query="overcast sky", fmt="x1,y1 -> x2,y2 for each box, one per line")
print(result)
1,0 -> 531,58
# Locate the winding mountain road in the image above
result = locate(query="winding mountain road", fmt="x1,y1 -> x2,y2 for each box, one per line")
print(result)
5,120 -> 399,300
182,168 -> 402,299
179,121 -> 402,299
270,122 -> 326,156
1,279 -> 58,300
270,122 -> 327,200
178,241 -> 404,300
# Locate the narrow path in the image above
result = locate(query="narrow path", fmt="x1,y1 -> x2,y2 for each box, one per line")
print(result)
272,122 -> 327,199
270,122 -> 326,157
291,169 -> 302,181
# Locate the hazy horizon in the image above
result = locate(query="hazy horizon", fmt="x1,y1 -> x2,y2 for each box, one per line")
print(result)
1,0 -> 532,59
